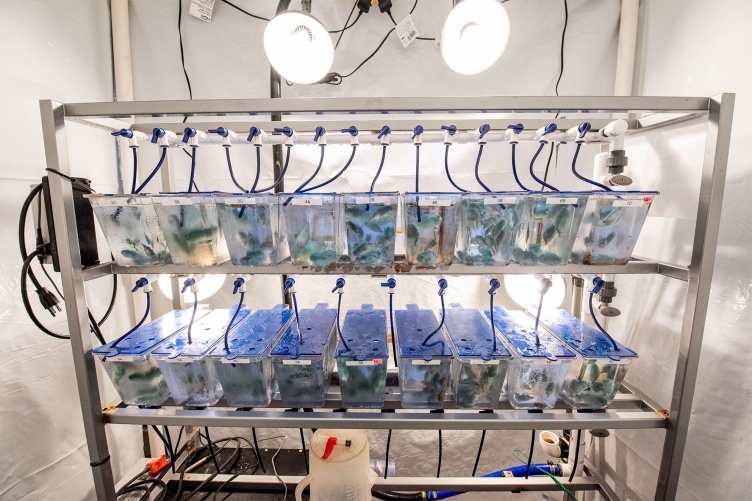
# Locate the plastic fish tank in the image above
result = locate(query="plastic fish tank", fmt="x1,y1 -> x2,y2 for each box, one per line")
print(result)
152,194 -> 230,266
280,193 -> 341,268
394,304 -> 453,409
87,194 -> 171,266
216,194 -> 289,266
270,303 -> 337,407
152,306 -> 252,406
512,192 -> 589,266
336,304 -> 389,408
342,193 -> 398,268
456,193 -> 527,266
208,304 -> 293,408
570,191 -> 659,265
536,309 -> 638,409
402,193 -> 461,268
443,304 -> 511,409
486,306 -> 575,409
93,307 -> 210,406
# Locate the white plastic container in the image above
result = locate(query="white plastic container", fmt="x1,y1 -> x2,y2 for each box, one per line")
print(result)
486,306 -> 575,409
152,307 -> 252,406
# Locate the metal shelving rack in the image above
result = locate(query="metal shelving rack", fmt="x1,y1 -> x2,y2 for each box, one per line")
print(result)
40,94 -> 734,501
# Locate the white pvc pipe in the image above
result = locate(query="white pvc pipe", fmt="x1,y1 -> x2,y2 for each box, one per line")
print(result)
614,0 -> 639,97
111,0 -> 134,102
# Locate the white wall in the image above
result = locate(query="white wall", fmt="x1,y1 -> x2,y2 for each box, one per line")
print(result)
0,1 -> 142,499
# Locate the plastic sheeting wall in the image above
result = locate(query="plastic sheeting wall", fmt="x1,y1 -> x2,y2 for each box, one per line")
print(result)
0,1 -> 146,500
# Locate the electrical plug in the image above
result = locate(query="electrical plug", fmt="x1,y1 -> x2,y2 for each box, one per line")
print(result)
341,126 -> 359,145
441,124 -> 458,144
36,287 -> 62,316
412,125 -> 424,145
378,0 -> 393,13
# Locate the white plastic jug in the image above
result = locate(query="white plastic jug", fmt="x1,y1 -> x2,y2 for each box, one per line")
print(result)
295,428 -> 376,501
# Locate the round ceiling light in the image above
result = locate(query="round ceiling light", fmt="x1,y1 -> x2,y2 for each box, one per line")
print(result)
263,11 -> 334,84
440,0 -> 511,75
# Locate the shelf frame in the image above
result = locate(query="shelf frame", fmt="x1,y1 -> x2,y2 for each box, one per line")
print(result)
39,94 -> 734,501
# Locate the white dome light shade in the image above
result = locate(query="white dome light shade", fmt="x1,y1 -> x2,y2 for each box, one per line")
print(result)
158,274 -> 226,303
264,11 -> 334,84
441,0 -> 511,75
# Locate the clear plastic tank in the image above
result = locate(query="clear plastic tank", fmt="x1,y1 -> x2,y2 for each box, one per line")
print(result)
570,191 -> 658,265
342,193 -> 399,268
335,305 -> 389,409
402,193 -> 461,268
456,193 -> 527,266
216,194 -> 289,266
512,192 -> 589,266
152,307 -> 252,406
536,309 -> 638,409
87,194 -> 171,266
270,304 -> 337,407
280,193 -> 341,268
486,306 -> 575,409
394,304 -> 453,409
208,304 -> 293,408
152,194 -> 230,266
443,304 -> 511,409
93,308 -> 210,406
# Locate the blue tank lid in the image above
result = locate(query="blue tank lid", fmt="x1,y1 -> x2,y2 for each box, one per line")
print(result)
485,306 -> 575,361
395,304 -> 452,361
533,309 -> 638,361
444,303 -> 511,361
208,304 -> 293,361
93,307 -> 210,358
270,303 -> 337,358
337,304 -> 388,360
152,306 -> 252,359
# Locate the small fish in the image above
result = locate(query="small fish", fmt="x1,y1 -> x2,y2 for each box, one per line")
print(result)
294,224 -> 310,248
596,232 -> 616,248
542,224 -> 557,244
346,221 -> 364,238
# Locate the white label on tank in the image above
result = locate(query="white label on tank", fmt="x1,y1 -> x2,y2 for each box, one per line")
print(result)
189,0 -> 215,23
412,359 -> 440,365
282,359 -> 312,365
221,358 -> 251,364
111,355 -> 136,362
224,197 -> 255,205
484,197 -> 518,205
469,359 -> 500,365
291,197 -> 322,206
153,197 -> 193,205
167,357 -> 195,363
418,199 -> 451,207
546,197 -> 578,205
355,196 -> 389,204
345,359 -> 382,366
613,199 -> 642,207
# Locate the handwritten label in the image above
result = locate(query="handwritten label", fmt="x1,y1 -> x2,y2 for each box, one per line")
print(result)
546,197 -> 578,205
221,358 -> 251,364
291,197 -> 323,206
355,196 -> 389,204
223,197 -> 256,205
613,199 -> 647,207
484,197 -> 518,205
412,359 -> 440,366
470,359 -> 500,365
345,359 -> 382,366
153,197 -> 193,205
111,355 -> 136,362
282,359 -> 312,365
92,197 -> 150,207
418,198 -> 451,207
167,357 -> 194,363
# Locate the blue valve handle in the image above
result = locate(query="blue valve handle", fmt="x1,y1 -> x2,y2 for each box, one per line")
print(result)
441,124 -> 457,136
132,277 -> 149,292
541,123 -> 557,138
313,126 -> 326,142
438,278 -> 448,295
274,126 -> 294,137
209,127 -> 230,137
380,278 -> 397,289
478,124 -> 491,140
331,277 -> 346,293
578,122 -> 592,138
181,277 -> 196,294
377,125 -> 391,139
283,277 -> 295,295
507,123 -> 524,135
151,127 -> 166,144
232,277 -> 245,294
182,127 -> 197,144
340,125 -> 359,136
488,278 -> 500,295
245,126 -> 262,142
412,125 -> 424,139
111,128 -> 134,138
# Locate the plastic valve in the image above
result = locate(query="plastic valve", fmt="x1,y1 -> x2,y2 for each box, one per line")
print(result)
412,125 -> 424,145
381,278 -> 397,289
274,126 -> 294,137
332,277 -> 346,293
437,278 -> 448,296
182,127 -> 197,143
536,123 -> 557,142
232,277 -> 247,294
378,125 -> 391,145
132,277 -> 149,292
538,277 -> 553,294
488,278 -> 500,295
112,128 -> 134,139
283,277 -> 296,295
208,127 -> 230,137
341,125 -> 359,136
151,127 -> 165,144
181,277 -> 197,294
314,126 -> 327,145
441,124 -> 457,144
477,123 -> 491,142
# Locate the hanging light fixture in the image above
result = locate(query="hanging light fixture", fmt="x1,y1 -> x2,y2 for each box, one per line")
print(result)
263,10 -> 334,84
440,0 -> 511,75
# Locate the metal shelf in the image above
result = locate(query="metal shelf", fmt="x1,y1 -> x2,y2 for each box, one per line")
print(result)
40,94 -> 734,501
82,258 -> 689,281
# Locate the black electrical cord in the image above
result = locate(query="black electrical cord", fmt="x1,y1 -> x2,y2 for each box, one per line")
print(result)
555,0 -> 569,97
131,148 -> 138,194
525,429 -> 535,479
339,28 -> 395,79
177,0 -> 193,100
437,430 -> 442,478
300,428 -> 309,474
335,2 -> 359,49
204,427 -> 222,474
542,141 -> 556,188
384,429 -> 392,479
569,429 -> 582,482
371,491 -> 422,501
219,0 -> 271,21
472,430 -> 487,477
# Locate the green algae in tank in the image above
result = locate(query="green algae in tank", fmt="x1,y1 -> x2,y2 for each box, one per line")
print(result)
512,193 -> 588,266
452,361 -> 508,409
560,359 -> 630,409
398,361 -> 452,408
337,362 -> 388,407
505,359 -> 569,409
217,195 -> 288,266
456,194 -> 526,266
153,196 -> 229,266
103,358 -> 170,406
342,194 -> 398,267
88,196 -> 171,266
403,194 -> 461,268
281,194 -> 340,268
212,359 -> 276,407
